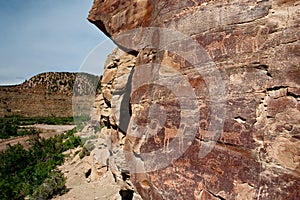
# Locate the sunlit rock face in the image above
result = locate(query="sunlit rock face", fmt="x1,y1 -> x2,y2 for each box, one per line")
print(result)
0,72 -> 100,118
89,0 -> 300,199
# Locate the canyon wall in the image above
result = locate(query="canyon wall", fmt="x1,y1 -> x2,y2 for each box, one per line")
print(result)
88,0 -> 300,199
0,72 -> 100,118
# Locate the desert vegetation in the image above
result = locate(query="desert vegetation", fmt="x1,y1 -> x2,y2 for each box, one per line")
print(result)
0,128 -> 82,200
0,116 -> 88,139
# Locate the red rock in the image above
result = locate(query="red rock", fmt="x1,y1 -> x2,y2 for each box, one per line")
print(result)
89,0 -> 300,199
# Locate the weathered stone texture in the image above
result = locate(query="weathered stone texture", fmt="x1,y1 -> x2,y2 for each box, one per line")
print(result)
89,0 -> 300,199
0,72 -> 99,118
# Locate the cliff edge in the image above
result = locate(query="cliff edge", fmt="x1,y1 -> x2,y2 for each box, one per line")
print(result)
0,72 -> 100,118
88,0 -> 300,199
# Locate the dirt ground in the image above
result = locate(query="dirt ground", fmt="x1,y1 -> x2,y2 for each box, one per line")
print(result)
0,124 -> 75,151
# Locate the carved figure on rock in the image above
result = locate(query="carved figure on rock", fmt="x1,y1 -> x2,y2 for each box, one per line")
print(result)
237,26 -> 269,53
145,118 -> 162,144
206,32 -> 230,58
163,120 -> 177,152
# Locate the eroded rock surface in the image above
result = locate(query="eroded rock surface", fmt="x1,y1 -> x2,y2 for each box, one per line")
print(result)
0,72 -> 100,117
88,0 -> 300,199
54,50 -> 142,199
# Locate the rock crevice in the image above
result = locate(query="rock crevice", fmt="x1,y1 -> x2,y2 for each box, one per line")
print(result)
87,0 -> 300,199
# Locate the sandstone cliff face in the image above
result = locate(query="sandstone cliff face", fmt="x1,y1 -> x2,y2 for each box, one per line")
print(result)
0,72 -> 100,118
53,52 -> 143,200
89,0 -> 300,199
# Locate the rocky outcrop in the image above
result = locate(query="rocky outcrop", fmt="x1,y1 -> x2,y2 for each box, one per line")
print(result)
88,0 -> 300,199
54,135 -> 142,200
0,72 -> 100,118
53,51 -> 143,199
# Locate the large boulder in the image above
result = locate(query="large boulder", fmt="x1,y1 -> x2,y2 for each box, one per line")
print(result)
89,0 -> 300,199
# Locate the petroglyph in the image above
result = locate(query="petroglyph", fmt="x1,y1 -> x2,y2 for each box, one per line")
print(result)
145,118 -> 162,143
164,127 -> 177,152
206,26 -> 269,58
206,32 -> 231,58
178,122 -> 187,153
236,26 -> 269,53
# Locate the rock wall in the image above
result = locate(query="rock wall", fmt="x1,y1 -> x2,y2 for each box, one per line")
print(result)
88,0 -> 300,199
54,50 -> 143,200
0,72 -> 100,118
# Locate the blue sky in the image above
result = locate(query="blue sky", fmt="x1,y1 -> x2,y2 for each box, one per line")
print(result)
0,0 -> 116,85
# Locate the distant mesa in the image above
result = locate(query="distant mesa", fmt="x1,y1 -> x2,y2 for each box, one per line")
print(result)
0,72 -> 101,118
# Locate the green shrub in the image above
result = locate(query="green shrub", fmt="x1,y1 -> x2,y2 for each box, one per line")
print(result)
0,129 -> 82,199
30,170 -> 67,200
0,116 -> 80,139
79,147 -> 89,159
